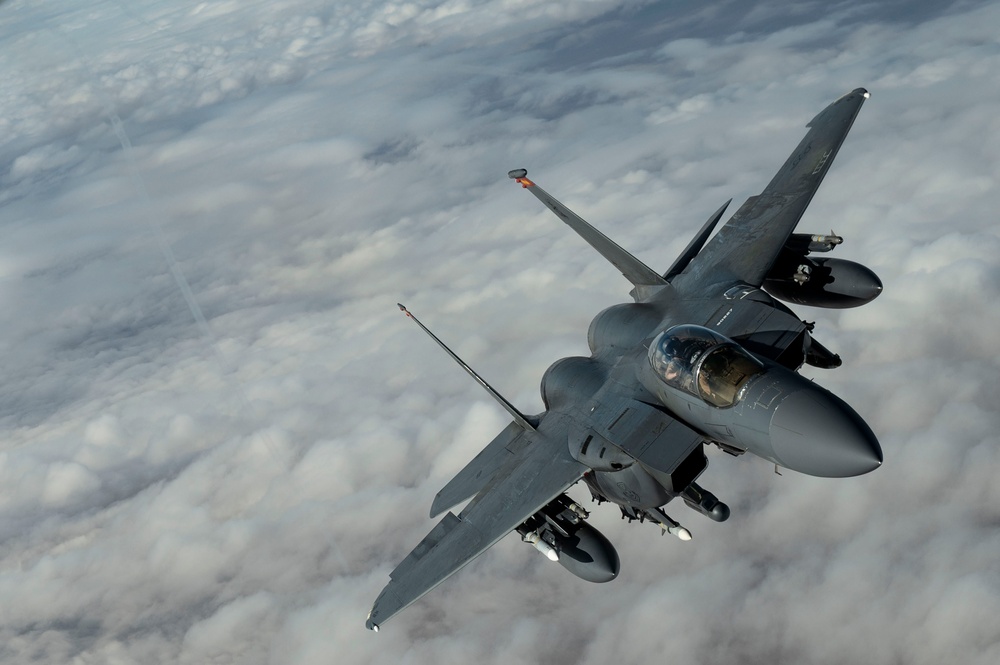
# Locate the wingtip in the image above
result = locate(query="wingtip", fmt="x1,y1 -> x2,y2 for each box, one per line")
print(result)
507,168 -> 534,188
366,608 -> 379,631
807,87 -> 869,128
429,496 -> 444,519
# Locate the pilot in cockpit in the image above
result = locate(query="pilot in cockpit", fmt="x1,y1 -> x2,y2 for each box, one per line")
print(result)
649,325 -> 764,408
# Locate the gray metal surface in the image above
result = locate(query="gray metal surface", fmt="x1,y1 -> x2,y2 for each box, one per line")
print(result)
510,171 -> 668,289
366,422 -> 587,631
429,421 -> 529,518
677,88 -> 870,290
367,88 -> 882,630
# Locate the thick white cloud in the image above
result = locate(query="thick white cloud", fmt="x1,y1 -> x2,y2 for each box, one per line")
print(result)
1,0 -> 999,662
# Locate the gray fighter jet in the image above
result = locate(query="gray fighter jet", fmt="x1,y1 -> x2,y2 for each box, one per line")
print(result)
366,88 -> 881,631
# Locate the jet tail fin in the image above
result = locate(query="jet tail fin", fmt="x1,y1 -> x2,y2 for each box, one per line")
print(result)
663,199 -> 732,279
397,304 -> 537,432
509,170 -> 667,290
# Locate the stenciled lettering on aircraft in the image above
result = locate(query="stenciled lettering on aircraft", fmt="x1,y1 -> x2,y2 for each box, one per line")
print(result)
715,307 -> 734,326
790,141 -> 812,168
811,149 -> 833,175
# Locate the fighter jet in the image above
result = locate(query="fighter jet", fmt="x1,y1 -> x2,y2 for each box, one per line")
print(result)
366,87 -> 881,631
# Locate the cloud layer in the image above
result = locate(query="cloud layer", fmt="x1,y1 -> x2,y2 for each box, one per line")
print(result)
1,0 -> 999,662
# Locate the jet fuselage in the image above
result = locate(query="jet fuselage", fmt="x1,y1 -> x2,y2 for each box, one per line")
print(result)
569,281 -> 881,513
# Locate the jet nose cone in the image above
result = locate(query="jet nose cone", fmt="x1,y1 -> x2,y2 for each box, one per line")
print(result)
770,389 -> 882,477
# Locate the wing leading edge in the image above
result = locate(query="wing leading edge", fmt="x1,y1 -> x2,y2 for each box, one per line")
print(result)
366,422 -> 587,630
677,88 -> 869,289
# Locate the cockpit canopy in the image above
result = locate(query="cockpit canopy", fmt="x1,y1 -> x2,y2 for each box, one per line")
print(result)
648,325 -> 765,408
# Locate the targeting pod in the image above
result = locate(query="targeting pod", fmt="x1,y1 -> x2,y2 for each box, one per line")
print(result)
681,482 -> 731,522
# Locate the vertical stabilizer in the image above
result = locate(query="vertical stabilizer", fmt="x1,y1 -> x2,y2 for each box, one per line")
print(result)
398,304 -> 537,432
663,199 -> 732,279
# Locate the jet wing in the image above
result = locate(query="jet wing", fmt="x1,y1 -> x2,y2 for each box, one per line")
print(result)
429,420 -> 531,518
366,424 -> 587,630
679,88 -> 869,288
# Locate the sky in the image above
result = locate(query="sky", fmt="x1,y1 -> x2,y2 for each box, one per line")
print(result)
1,0 -> 999,662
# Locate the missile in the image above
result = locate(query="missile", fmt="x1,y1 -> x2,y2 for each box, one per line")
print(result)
787,231 -> 843,254
793,263 -> 812,285
644,507 -> 692,541
522,530 -> 559,561
667,524 -> 693,541
567,501 -> 589,522
807,232 -> 843,252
